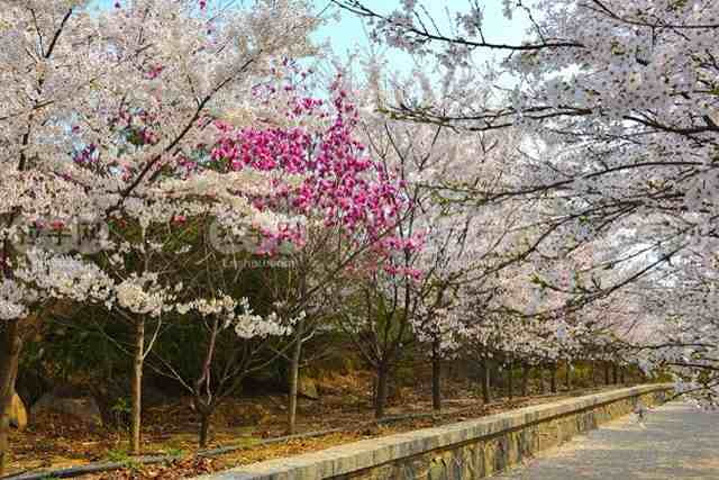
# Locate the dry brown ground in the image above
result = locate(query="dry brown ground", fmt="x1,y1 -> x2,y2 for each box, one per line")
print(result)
6,372 -> 623,479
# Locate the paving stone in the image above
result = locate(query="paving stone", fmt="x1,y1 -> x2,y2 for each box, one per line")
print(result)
493,401 -> 719,479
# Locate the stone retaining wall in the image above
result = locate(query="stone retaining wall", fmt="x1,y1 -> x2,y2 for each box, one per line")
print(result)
199,384 -> 672,480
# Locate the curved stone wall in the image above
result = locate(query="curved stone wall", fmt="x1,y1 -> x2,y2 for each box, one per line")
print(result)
198,384 -> 672,480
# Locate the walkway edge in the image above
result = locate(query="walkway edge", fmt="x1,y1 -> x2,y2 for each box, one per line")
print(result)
197,384 -> 673,480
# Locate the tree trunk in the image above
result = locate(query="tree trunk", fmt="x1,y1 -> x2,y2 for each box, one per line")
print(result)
287,319 -> 304,435
521,364 -> 530,397
507,359 -> 514,400
620,367 -> 626,384
374,363 -> 389,419
612,364 -> 618,384
605,362 -> 611,385
431,337 -> 441,411
591,361 -> 597,387
199,409 -> 212,448
550,363 -> 557,393
538,365 -> 546,394
481,358 -> 492,404
0,319 -> 22,475
130,318 -> 144,455
565,361 -> 571,390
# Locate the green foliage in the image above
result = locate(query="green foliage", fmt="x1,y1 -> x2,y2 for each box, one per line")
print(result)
111,397 -> 131,431
104,448 -> 143,471
111,397 -> 131,415
164,447 -> 185,458
18,305 -> 130,406
105,448 -> 130,463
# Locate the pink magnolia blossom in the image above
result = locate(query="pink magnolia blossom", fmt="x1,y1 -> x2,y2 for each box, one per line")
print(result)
204,78 -> 415,268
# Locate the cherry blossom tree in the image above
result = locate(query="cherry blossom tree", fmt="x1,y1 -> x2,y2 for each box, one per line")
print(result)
336,0 -> 719,403
169,291 -> 294,447
0,0 -> 319,469
328,59 -> 544,414
598,251 -> 719,403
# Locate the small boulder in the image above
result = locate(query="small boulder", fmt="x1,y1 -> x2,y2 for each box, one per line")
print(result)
7,392 -> 27,430
32,391 -> 103,427
298,377 -> 319,400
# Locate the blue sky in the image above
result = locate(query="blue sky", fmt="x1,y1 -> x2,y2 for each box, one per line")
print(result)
89,0 -> 529,73
314,1 -> 528,62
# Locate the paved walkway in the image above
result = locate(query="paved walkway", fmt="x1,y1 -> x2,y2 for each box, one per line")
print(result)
493,401 -> 719,479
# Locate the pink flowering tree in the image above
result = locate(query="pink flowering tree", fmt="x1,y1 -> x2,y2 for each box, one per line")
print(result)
0,0 -> 319,468
138,73 -> 412,440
